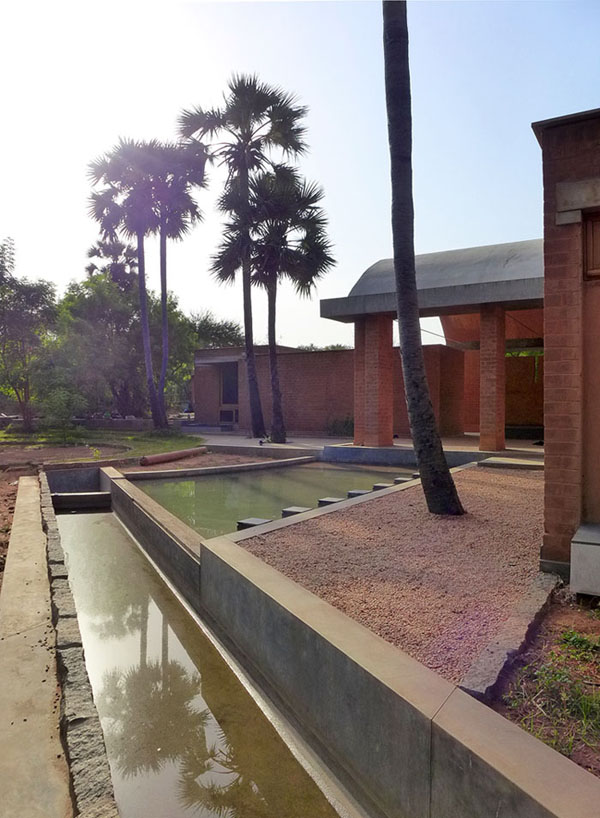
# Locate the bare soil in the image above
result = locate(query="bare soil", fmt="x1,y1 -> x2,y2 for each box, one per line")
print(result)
0,443 -> 126,468
242,467 -> 544,684
492,595 -> 600,777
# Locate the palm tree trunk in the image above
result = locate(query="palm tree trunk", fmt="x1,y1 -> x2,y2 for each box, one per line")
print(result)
139,599 -> 149,669
157,223 -> 169,427
136,231 -> 164,428
267,280 -> 286,443
239,164 -> 266,438
383,0 -> 464,515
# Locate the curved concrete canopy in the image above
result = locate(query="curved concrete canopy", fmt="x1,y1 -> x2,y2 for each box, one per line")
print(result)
321,238 -> 543,322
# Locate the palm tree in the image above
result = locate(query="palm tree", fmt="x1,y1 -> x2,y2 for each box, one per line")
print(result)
89,139 -> 164,427
149,140 -> 206,422
382,1 -> 464,515
86,237 -> 138,291
249,166 -> 334,442
179,74 -> 307,438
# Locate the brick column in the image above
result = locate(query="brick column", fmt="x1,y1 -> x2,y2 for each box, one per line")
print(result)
479,304 -> 506,451
353,320 -> 366,445
363,315 -> 394,447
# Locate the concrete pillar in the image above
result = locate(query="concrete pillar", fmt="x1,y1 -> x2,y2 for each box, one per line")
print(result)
363,316 -> 394,447
353,320 -> 366,445
479,304 -> 506,451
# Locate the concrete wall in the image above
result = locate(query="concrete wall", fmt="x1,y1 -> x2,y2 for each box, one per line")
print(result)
107,470 -> 600,818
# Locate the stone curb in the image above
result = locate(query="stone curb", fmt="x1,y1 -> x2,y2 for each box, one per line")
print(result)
460,571 -> 560,702
39,472 -> 119,816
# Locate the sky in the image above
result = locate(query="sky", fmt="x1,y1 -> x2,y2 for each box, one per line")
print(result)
1,0 -> 600,347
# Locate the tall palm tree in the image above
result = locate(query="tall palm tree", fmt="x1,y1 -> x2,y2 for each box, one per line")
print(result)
149,140 -> 206,420
179,74 -> 307,438
382,1 -> 464,515
89,139 -> 164,427
250,166 -> 334,442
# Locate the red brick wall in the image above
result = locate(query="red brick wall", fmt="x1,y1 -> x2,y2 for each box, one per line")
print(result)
479,304 -> 506,451
538,118 -> 597,565
505,357 -> 544,426
192,366 -> 221,424
439,346 -> 465,436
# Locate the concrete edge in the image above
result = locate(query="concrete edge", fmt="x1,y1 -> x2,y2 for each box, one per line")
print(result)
122,455 -> 316,481
460,571 -> 560,702
0,476 -> 73,818
478,456 -> 544,470
540,558 -> 571,581
39,472 -> 119,817
206,443 -> 323,459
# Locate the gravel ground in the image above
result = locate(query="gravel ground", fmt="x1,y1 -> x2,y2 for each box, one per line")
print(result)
242,467 -> 544,684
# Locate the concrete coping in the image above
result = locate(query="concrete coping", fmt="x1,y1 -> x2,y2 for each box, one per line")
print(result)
123,455 -> 316,481
478,456 -> 544,470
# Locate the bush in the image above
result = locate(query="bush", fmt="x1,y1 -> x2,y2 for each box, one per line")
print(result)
42,388 -> 87,442
326,416 -> 354,436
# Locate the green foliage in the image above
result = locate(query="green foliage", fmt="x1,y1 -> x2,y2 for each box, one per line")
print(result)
326,416 -> 354,436
42,387 -> 87,443
298,343 -> 352,351
0,262 -> 56,430
191,310 -> 243,348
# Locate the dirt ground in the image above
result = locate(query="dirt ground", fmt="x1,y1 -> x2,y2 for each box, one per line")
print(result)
243,467 -> 544,684
492,594 -> 600,777
0,443 -> 126,468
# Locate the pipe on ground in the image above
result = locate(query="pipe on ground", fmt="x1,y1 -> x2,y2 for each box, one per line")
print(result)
139,446 -> 207,466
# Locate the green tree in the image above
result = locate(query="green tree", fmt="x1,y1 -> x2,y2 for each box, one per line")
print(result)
86,237 -> 138,291
191,310 -> 244,349
179,75 -> 307,438
383,0 -> 464,514
0,275 -> 56,431
89,139 -> 164,427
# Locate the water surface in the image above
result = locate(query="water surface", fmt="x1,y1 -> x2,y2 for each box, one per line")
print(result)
58,512 -> 341,818
139,462 -> 410,538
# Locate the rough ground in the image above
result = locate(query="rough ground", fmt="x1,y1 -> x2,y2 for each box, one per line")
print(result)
0,443 -> 126,468
243,467 -> 544,684
492,594 -> 600,777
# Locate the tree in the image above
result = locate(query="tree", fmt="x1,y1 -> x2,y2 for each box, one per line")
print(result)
179,75 -> 307,438
86,237 -> 138,291
0,275 -> 56,431
242,166 -> 334,443
382,0 -> 464,515
148,140 -> 206,422
89,139 -> 164,427
191,310 -> 244,348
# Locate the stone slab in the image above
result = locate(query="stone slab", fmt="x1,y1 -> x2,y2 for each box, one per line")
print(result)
394,477 -> 411,484
478,456 -> 544,470
281,506 -> 312,517
372,482 -> 394,491
237,517 -> 274,530
347,489 -> 371,498
317,497 -> 344,506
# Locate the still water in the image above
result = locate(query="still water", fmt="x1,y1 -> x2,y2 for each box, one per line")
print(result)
140,462 -> 410,538
58,512 -> 341,818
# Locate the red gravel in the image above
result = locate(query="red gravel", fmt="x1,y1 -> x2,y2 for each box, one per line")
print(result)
242,467 -> 544,684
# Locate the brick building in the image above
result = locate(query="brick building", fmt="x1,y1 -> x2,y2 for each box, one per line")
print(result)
193,238 -> 544,447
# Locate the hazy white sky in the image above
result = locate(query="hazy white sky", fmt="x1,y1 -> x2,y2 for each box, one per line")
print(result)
2,0 -> 600,346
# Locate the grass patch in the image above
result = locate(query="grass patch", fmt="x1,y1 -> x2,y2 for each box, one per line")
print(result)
0,427 -> 203,461
504,626 -> 600,758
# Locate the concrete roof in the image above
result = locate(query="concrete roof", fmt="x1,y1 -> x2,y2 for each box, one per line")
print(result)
532,107 -> 600,146
320,238 -> 543,323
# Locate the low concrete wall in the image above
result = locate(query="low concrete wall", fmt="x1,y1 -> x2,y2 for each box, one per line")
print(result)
124,455 -> 316,482
108,474 -> 202,612
105,469 -> 600,818
46,466 -> 100,493
207,443 -> 322,459
322,445 -> 486,467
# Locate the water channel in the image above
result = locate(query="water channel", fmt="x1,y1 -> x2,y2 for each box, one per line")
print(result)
58,511 -> 342,818
139,462 -> 411,538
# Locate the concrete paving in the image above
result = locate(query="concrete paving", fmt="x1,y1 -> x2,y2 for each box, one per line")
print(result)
0,477 -> 72,818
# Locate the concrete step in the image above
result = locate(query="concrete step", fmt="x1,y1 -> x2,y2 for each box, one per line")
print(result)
282,506 -> 312,517
373,482 -> 394,491
318,497 -> 345,507
477,457 -> 543,471
237,517 -> 273,530
347,489 -> 371,498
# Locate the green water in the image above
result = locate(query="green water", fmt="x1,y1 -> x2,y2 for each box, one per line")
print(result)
139,462 -> 411,538
58,512 -> 341,818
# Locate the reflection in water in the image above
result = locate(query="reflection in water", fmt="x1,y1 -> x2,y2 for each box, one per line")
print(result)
141,462 -> 410,538
58,513 -> 339,818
